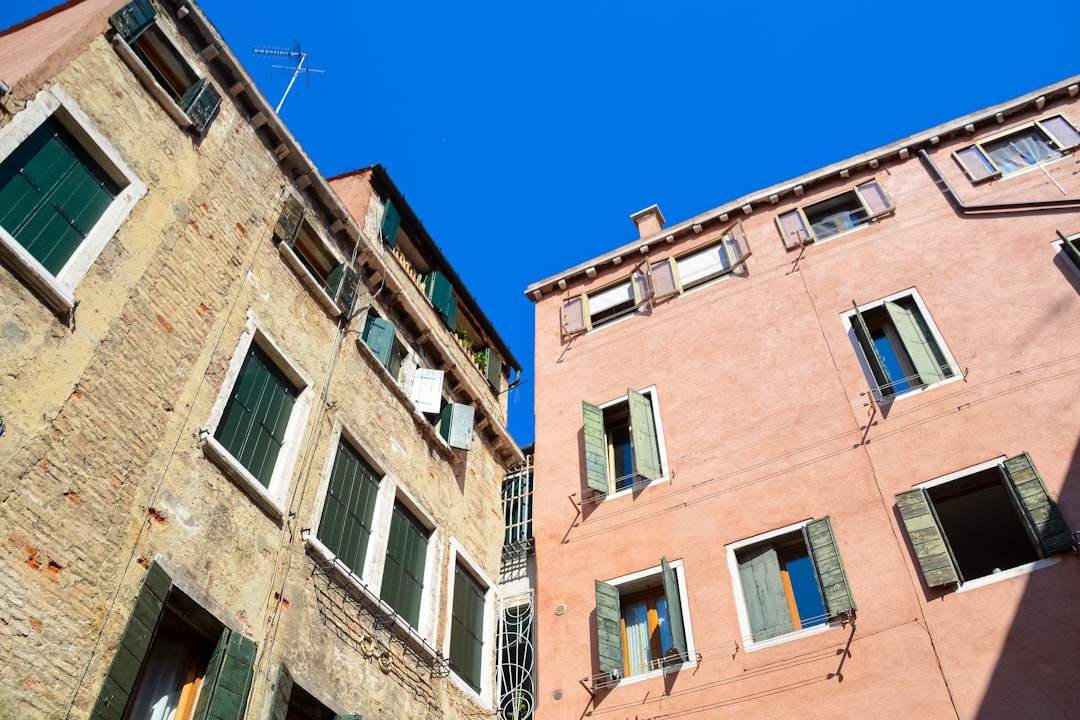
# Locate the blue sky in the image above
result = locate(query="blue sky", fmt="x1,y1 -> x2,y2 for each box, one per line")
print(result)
3,1 -> 1079,445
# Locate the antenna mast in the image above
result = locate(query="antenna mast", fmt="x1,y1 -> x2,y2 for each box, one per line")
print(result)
253,45 -> 326,114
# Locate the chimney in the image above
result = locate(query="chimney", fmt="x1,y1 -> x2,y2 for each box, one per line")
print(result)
630,205 -> 665,239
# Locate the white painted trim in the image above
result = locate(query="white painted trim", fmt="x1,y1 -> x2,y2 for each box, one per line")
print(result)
277,242 -> 344,317
445,538 -> 496,707
955,557 -> 1061,593
0,86 -> 146,315
201,436 -> 285,518
916,456 -> 1007,490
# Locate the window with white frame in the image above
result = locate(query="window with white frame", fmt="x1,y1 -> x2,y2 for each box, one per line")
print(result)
560,260 -> 654,336
381,500 -> 433,629
108,0 -> 222,135
727,517 -> 855,648
954,115 -> 1080,183
202,316 -> 313,517
844,290 -> 957,401
409,367 -> 476,451
593,558 -> 692,682
582,387 -> 666,497
447,545 -> 495,700
896,453 -> 1073,589
776,179 -> 894,248
317,438 -> 382,577
652,220 -> 751,298
272,195 -> 358,317
0,87 -> 146,315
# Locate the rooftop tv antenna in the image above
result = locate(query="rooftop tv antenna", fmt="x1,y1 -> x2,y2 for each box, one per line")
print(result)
253,45 -> 325,114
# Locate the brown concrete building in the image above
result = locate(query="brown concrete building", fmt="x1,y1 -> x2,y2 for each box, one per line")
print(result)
526,77 -> 1080,719
0,1 -> 522,718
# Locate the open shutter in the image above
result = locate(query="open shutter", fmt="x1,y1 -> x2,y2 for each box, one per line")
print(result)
1057,230 -> 1080,272
179,78 -> 222,136
1041,116 -> 1080,150
90,563 -> 172,720
273,196 -> 305,248
850,301 -> 890,394
325,264 -> 360,312
267,663 -> 294,720
723,219 -> 752,273
582,401 -> 609,495
857,180 -> 894,219
561,296 -> 587,336
363,315 -> 396,367
109,0 -> 156,42
627,389 -> 661,483
803,517 -> 856,619
424,271 -> 457,327
777,209 -> 811,248
631,259 -> 654,308
594,580 -> 623,677
381,200 -> 401,246
883,301 -> 946,386
410,368 -> 444,414
1001,452 -> 1074,555
195,630 -> 256,720
953,146 -> 999,182
895,488 -> 961,587
660,557 -> 687,663
483,347 -> 502,389
651,258 -> 680,299
738,545 -> 793,642
440,403 -> 474,450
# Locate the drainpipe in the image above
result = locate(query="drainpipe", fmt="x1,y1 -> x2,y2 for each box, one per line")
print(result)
917,149 -> 1080,213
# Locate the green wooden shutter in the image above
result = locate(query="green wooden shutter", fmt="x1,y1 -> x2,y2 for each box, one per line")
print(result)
738,545 -> 793,642
803,516 -> 856,619
197,630 -> 256,720
883,301 -> 946,386
850,301 -> 890,393
90,563 -> 172,720
178,78 -> 222,136
660,557 -> 687,662
323,263 -> 347,306
381,503 -> 430,627
449,563 -> 485,692
594,580 -> 623,677
267,663 -> 294,720
895,488 -> 961,587
380,200 -> 401,246
483,347 -> 502,390
627,389 -> 661,482
362,315 -> 396,368
273,196 -> 305,248
440,403 -> 475,450
1000,452 -> 1074,555
582,401 -> 609,495
424,271 -> 457,327
1057,230 -> 1080,272
318,440 -> 380,575
109,0 -> 156,42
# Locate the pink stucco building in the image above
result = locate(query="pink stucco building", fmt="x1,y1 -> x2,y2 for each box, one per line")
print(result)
527,76 -> 1080,719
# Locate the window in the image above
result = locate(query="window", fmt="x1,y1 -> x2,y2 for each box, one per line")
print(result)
423,270 -> 458,328
449,561 -> 490,694
582,387 -> 666,497
1056,229 -> 1080,276
268,664 -> 361,720
381,501 -> 432,628
381,198 -> 402,246
361,312 -> 407,381
90,563 -> 257,720
272,195 -> 359,317
317,439 -> 381,576
408,367 -> 475,451
776,179 -> 893,247
896,453 -> 1073,588
954,115 -> 1080,183
108,0 -> 222,135
652,220 -> 751,298
561,260 -> 654,336
727,518 -> 855,647
0,87 -> 146,314
594,558 -> 691,681
845,291 -> 956,400
202,318 -> 313,517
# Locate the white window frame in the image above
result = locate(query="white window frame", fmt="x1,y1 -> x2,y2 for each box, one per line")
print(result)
953,114 -> 1080,184
841,288 -> 960,403
726,520 -> 838,652
0,86 -> 146,315
200,311 -> 314,518
445,539 -> 496,706
596,385 -> 670,499
603,559 -> 696,685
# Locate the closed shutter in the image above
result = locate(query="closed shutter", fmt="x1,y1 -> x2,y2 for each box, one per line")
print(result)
660,557 -> 687,662
1057,230 -> 1080,272
273,196 -> 305,248
381,503 -> 430,628
723,219 -> 752,273
362,315 -> 397,368
449,564 -> 485,692
191,629 -> 256,720
561,296 -> 587,336
883,301 -> 946,386
850,301 -> 889,393
109,0 -> 156,42
410,368 -> 444,414
1001,452 -> 1074,555
266,663 -> 293,720
738,545 -> 793,642
776,209 -> 810,248
317,440 -> 380,575
178,78 -> 222,136
582,401 -> 609,495
483,346 -> 502,389
594,580 -> 623,677
90,563 -> 172,720
627,389 -> 661,482
440,403 -> 475,450
895,488 -> 961,587
380,200 -> 401,246
803,517 -> 856,619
